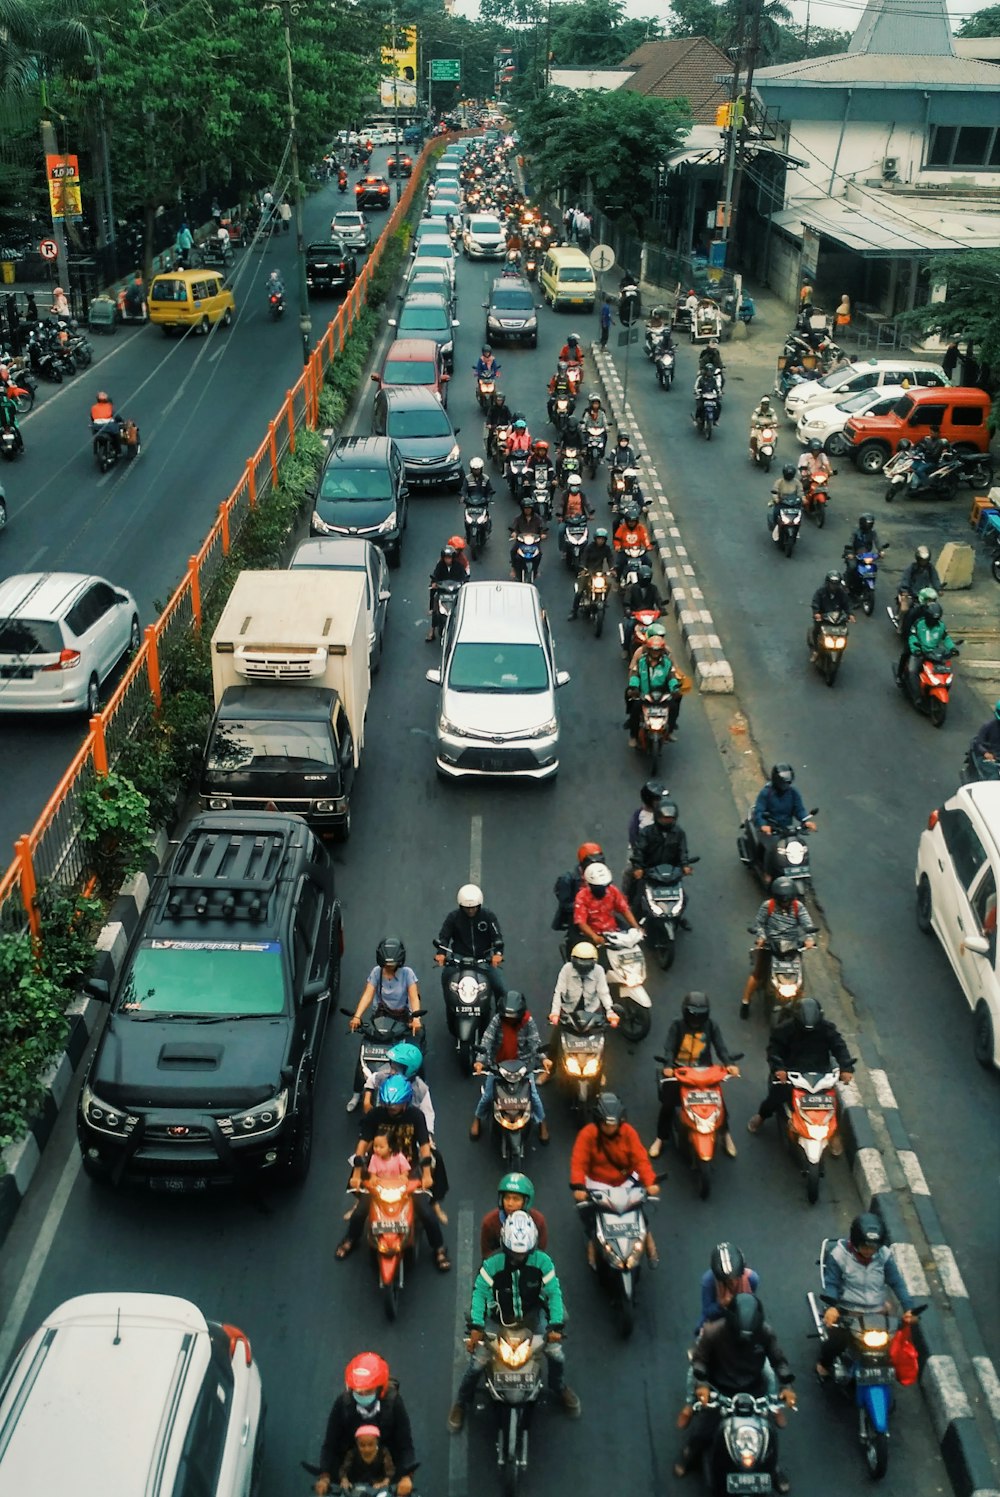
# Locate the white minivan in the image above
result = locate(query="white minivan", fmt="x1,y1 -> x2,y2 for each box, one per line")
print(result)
783,358 -> 948,421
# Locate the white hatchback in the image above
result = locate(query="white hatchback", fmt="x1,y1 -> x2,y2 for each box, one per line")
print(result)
795,386 -> 910,455
0,571 -> 139,716
915,782 -> 1000,1068
0,1293 -> 264,1497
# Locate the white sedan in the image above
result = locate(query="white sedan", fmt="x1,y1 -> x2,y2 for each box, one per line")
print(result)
795,385 -> 910,456
915,782 -> 1000,1068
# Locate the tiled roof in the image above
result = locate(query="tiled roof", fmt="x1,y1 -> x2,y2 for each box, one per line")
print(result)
618,37 -> 734,123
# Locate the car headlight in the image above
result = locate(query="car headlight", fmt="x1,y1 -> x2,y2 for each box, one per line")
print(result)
446,445 -> 461,464
312,509 -> 334,534
207,796 -> 231,810
314,799 -> 340,813
221,1089 -> 288,1137
81,1082 -> 136,1136
527,717 -> 558,739
442,341 -> 454,358
377,510 -> 398,534
439,714 -> 467,737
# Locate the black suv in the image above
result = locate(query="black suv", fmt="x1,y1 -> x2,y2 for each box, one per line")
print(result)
78,812 -> 342,1190
306,237 -> 357,296
310,435 -> 409,566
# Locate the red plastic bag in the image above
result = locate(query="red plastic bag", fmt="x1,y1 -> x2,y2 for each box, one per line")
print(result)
890,1322 -> 919,1386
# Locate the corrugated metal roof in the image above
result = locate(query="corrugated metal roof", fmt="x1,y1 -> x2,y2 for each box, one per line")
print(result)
617,37 -> 734,123
847,0 -> 954,56
755,52 -> 1000,87
773,193 -> 1000,256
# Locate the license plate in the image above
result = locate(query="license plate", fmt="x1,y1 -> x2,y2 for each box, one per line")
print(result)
856,1364 -> 893,1384
0,665 -> 33,680
151,1175 -> 208,1192
480,754 -> 511,772
726,1476 -> 771,1494
494,1370 -> 537,1388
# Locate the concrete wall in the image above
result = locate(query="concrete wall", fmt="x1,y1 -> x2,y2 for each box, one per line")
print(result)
767,225 -> 803,302
778,117 -> 1000,203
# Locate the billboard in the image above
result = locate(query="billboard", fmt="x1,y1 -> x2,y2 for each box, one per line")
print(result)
46,154 -> 82,222
380,77 -> 418,107
382,26 -> 417,81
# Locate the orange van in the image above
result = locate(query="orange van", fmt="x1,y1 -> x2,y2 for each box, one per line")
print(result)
846,385 -> 991,473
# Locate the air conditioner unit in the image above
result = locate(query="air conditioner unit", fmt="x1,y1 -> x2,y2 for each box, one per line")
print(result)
882,157 -> 899,180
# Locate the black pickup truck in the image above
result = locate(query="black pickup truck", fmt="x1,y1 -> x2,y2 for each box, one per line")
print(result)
306,237 -> 357,296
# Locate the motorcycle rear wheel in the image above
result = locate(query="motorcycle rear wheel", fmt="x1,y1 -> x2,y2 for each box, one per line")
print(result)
11,389 -> 32,414
805,1160 -> 821,1204
862,1415 -> 889,1480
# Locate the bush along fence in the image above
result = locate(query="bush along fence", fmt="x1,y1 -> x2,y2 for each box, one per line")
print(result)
0,133 -> 449,1162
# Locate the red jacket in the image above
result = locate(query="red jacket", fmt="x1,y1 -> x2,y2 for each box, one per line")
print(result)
573,882 -> 630,935
570,1121 -> 655,1189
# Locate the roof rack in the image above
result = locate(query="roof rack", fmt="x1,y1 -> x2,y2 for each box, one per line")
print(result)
163,825 -> 291,923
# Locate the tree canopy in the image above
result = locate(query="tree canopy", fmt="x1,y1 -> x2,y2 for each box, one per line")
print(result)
664,0 -> 847,65
903,252 -> 1000,378
956,4 -> 1000,37
547,0 -> 662,68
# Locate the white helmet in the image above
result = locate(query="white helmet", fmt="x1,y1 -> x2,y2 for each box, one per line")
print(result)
470,456 -> 484,472
583,862 -> 613,887
457,883 -> 483,910
566,474 -> 582,489
500,1209 -> 539,1255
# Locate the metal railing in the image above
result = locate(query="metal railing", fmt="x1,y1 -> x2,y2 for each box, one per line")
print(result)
0,135 -> 441,942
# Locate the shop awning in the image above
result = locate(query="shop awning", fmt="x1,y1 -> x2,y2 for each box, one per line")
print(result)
773,194 -> 1000,257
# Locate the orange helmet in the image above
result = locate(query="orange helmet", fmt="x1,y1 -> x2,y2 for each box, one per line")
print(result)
447,534 -> 465,552
577,841 -> 604,867
345,1352 -> 390,1398
533,439 -> 549,455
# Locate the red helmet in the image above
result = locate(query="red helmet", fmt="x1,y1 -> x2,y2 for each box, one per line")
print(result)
533,439 -> 549,455
577,841 -> 604,867
345,1353 -> 390,1397
447,534 -> 466,552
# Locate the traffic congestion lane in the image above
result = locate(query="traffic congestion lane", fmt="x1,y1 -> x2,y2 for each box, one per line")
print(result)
0,235 -> 943,1497
604,322 -> 1000,1356
0,147 -> 401,868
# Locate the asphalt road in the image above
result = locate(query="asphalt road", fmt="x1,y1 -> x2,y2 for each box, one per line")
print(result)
0,222 -> 947,1497
608,311 -> 1000,1359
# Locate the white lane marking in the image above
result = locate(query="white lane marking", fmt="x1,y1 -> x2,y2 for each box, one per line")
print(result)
0,1146 -> 81,1372
932,1244 -> 969,1299
898,1150 -> 930,1195
854,1146 -> 889,1198
869,1068 -> 898,1109
469,816 -> 482,886
447,1202 -> 474,1497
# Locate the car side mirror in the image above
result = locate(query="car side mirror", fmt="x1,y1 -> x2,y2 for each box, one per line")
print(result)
964,934 -> 991,956
371,373 -> 379,382
388,318 -> 397,328
453,319 -> 461,327
304,977 -> 328,1001
442,373 -> 451,382
555,669 -> 571,687
86,976 -> 111,1002
481,303 -> 488,310
453,427 -> 461,435
379,589 -> 392,602
425,667 -> 442,685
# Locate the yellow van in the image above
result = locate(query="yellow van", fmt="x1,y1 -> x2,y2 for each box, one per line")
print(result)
148,268 -> 235,335
540,246 -> 596,311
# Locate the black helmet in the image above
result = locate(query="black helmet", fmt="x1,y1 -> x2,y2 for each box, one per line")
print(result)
482,344 -> 492,356
682,990 -> 710,1027
441,544 -> 455,558
859,511 -> 875,532
915,544 -> 930,565
594,1091 -> 624,1126
796,996 -> 822,1030
897,437 -> 912,451
623,500 -> 641,524
771,763 -> 795,792
727,1292 -> 764,1342
849,1212 -> 886,1252
637,563 -> 653,586
641,778 -> 666,808
617,431 -> 630,445
502,989 -> 527,1020
654,797 -> 678,827
376,936 -> 406,968
926,601 -> 943,623
825,570 -> 843,587
782,464 -> 796,480
710,1241 -> 745,1282
771,876 -> 795,906
808,438 -> 822,453
492,390 -> 506,406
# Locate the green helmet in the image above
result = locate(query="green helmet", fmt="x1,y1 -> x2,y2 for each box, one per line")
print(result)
498,1171 -> 534,1209
917,586 -> 938,604
646,622 -> 668,639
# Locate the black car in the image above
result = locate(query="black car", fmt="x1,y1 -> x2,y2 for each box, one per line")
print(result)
306,237 -> 357,296
388,291 -> 458,370
310,435 -> 409,565
484,275 -> 538,348
386,152 -> 413,178
372,386 -> 463,489
78,812 -> 342,1189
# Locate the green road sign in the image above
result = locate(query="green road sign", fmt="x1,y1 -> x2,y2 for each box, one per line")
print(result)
430,59 -> 461,81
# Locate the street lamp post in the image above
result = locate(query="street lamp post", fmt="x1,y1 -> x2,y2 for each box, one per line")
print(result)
280,0 -> 311,364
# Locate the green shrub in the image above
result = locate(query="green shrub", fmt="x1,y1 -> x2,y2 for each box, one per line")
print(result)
78,771 -> 154,892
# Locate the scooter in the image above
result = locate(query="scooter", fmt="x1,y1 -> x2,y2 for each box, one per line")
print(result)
482,1059 -> 538,1165
428,578 -> 463,641
340,1008 -> 423,1093
771,498 -> 803,558
620,607 -> 662,661
655,343 -> 675,390
634,859 -> 697,970
584,425 -> 606,478
550,391 -> 574,433
749,930 -> 813,1025
576,567 -> 609,636
690,1390 -> 792,1495
636,689 -> 674,774
668,1060 -> 741,1200
0,426 -> 23,462
808,1271 -> 926,1480
801,470 -> 831,528
489,422 -> 511,466
695,390 -> 720,440
885,582 -> 945,634
737,812 -> 818,894
268,287 -> 285,320
554,1010 -> 608,1115
617,543 -> 648,592
781,1066 -> 849,1203
603,927 -> 651,1041
479,1321 -> 546,1495
563,514 -> 590,571
350,1177 -> 424,1321
557,443 -> 581,488
897,642 -> 961,727
524,251 -> 538,281
751,425 -> 777,472
844,543 -> 888,616
434,944 -> 493,1074
810,609 -> 850,687
512,530 -> 542,583
580,1179 -> 653,1338
607,465 -> 627,512
464,493 -> 492,558
505,451 -> 529,496
476,374 -> 496,411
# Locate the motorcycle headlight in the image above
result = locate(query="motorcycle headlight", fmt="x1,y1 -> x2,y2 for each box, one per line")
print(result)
732,1423 -> 764,1465
777,981 -> 800,998
498,1336 -> 533,1367
377,510 -> 398,534
221,1089 -> 288,1136
81,1082 -> 136,1136
375,1183 -> 407,1205
862,1329 -> 890,1349
580,1056 -> 601,1077
564,1056 -> 582,1075
446,445 -> 461,464
784,841 -> 806,865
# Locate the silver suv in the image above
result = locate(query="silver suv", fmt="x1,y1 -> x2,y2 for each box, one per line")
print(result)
426,581 -> 569,780
331,210 -> 371,250
484,276 -> 538,348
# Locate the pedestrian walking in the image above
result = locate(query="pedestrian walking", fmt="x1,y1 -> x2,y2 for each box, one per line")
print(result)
563,205 -> 574,240
600,295 -> 612,347
941,341 -> 959,383
279,197 -> 292,233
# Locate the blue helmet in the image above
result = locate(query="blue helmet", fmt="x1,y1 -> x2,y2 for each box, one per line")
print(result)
378,1074 -> 413,1107
387,1041 -> 423,1079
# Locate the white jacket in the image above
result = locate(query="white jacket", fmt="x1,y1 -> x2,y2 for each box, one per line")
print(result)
550,963 -> 614,1021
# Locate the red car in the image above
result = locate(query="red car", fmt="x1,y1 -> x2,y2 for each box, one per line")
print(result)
372,337 -> 451,407
355,175 -> 391,210
386,154 -> 413,179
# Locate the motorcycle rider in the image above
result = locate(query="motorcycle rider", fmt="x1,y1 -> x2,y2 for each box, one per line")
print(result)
749,763 -> 816,885
89,389 -> 123,459
436,883 -> 507,1001
631,796 -> 693,889
809,569 -> 854,659
267,267 -> 285,304
628,779 -> 668,851
626,623 -> 683,745
547,360 -> 575,423
699,339 -> 724,382
740,877 -> 815,1019
798,437 -> 833,492
525,437 -> 556,499
768,464 -> 802,531
620,562 -> 664,656
910,426 -> 951,488
362,1041 -> 434,1133
548,940 -> 619,1041
746,996 -> 852,1140
895,584 -> 939,684
313,1353 -> 417,1497
504,415 -> 532,460
648,992 -> 739,1160
448,1210 -> 581,1430
674,1293 -> 796,1489
560,472 -> 593,522
694,365 -> 721,427
583,394 -> 608,454
843,511 -> 884,599
552,842 -> 608,931
480,1172 -> 549,1256
817,1213 -> 917,1379
485,388 -> 513,455
474,344 -> 501,383
569,527 -> 613,619
470,989 -> 549,1143
749,395 -> 776,459
463,455 -> 495,503
904,598 -> 957,694
897,543 -> 942,620
346,937 -> 423,1109
426,543 -> 467,642
609,429 -> 639,469
619,465 -> 645,511
559,332 -> 585,368
572,861 -> 642,949
348,1075 -> 450,1269
613,501 -> 652,581
570,1092 -> 659,1268
972,699 -> 1000,762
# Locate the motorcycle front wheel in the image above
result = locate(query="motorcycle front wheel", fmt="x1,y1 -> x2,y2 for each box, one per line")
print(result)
862,589 -> 874,617
815,503 -> 825,529
655,936 -> 675,971
456,1035 -> 474,1076
862,1413 -> 889,1480
823,654 -> 841,687
612,1000 -> 651,1042
593,601 -> 605,639
503,1409 -> 522,1497
783,533 -> 795,558
761,453 -> 771,473
704,420 -> 713,442
929,697 -> 947,728
382,1275 -> 400,1323
805,1159 -> 821,1204
697,1158 -> 712,1201
616,1275 -> 636,1339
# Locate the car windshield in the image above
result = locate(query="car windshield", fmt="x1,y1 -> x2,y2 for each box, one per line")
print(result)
320,465 -> 391,499
448,642 -> 549,693
388,406 -> 452,438
416,240 -> 452,258
400,307 -> 449,331
471,219 -> 501,234
0,617 -> 63,655
119,941 -> 285,1017
491,288 -> 533,310
206,718 -> 336,770
560,267 -> 594,284
895,395 -> 916,419
383,359 -> 435,383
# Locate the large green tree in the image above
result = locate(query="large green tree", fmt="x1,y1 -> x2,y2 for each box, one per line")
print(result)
957,4 -> 1000,37
665,0 -> 793,66
548,0 -> 662,68
901,252 -> 1000,378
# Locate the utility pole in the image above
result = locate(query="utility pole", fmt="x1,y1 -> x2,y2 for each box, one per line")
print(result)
728,0 -> 764,252
39,117 -> 72,298
281,0 -> 311,364
718,0 -> 746,248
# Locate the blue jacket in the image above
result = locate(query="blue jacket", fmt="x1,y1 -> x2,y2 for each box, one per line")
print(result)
753,782 -> 807,828
475,356 -> 501,379
822,1238 -> 914,1313
699,1267 -> 759,1330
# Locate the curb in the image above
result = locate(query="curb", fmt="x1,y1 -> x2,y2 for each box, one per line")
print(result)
590,341 -> 734,694
0,829 -> 169,1251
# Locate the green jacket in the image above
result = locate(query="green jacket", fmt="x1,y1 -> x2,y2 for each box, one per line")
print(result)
469,1248 -> 566,1330
909,618 -> 955,656
629,651 -> 680,696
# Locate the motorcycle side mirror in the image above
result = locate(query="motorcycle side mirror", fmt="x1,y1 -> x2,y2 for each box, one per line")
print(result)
370,372 -> 379,382
809,807 -> 819,816
729,1052 -> 745,1063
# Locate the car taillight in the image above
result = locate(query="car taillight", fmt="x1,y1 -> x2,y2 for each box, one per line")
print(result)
42,649 -> 81,672
222,1323 -> 253,1366
927,808 -> 940,830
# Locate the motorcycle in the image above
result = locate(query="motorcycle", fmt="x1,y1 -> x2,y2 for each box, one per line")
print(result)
464,494 -> 492,558
1,364 -> 37,414
620,607 -> 662,661
897,641 -> 961,727
636,689 -> 675,774
338,174 -> 348,193
695,390 -> 720,441
771,498 -> 803,558
349,1177 -> 425,1321
884,448 -> 993,503
481,1059 -> 538,1165
607,465 -> 627,512
810,610 -> 850,687
737,812 -> 817,894
525,467 -> 553,524
512,530 -> 542,584
550,390 -> 574,433
617,543 -> 648,592
634,859 -> 698,970
489,422 -> 511,466
961,740 -> 1000,784
505,450 -> 529,496
429,577 -> 463,641
268,287 -> 286,320
844,543 -> 888,616
801,470 -> 831,528
885,583 -> 945,634
435,945 -> 493,1073
563,514 -> 590,571
689,1390 -> 792,1495
780,1066 -> 851,1203
750,426 -> 777,472
93,420 -> 140,474
554,1010 -> 608,1115
479,1321 -> 546,1496
602,927 -> 651,1041
580,1179 -> 654,1338
557,444 -> 581,489
339,1007 -> 424,1095
584,425 -> 606,478
575,567 -> 609,636
524,252 -> 538,281
808,1276 -> 925,1481
750,930 -> 813,1025
0,425 -> 23,462
655,343 -> 676,391
476,374 -> 496,411
667,1060 -> 741,1200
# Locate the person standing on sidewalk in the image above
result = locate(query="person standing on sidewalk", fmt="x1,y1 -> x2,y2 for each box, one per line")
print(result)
279,196 -> 292,233
600,296 -> 612,347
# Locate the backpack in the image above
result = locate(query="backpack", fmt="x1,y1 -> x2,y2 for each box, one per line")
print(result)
766,897 -> 801,918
